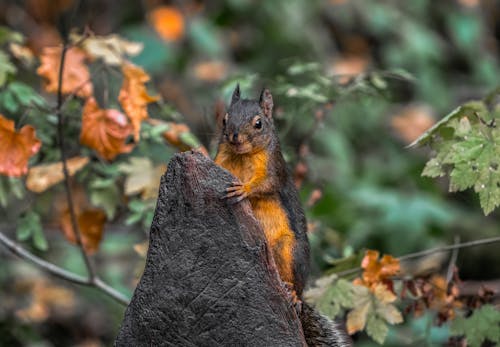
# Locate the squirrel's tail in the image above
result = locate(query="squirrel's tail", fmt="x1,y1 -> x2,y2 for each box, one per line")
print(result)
300,302 -> 352,347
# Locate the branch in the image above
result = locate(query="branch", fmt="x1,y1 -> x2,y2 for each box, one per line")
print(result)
56,39 -> 96,280
336,236 -> 500,278
0,231 -> 130,305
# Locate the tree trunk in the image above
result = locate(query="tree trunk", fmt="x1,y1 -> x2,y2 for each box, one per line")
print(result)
115,151 -> 306,346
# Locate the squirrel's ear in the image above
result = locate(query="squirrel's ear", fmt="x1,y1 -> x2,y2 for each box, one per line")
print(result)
259,88 -> 273,118
230,83 -> 241,106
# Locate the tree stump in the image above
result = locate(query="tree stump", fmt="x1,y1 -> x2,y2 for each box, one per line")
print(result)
115,151 -> 306,346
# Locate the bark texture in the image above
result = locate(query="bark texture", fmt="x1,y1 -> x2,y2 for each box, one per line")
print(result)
115,151 -> 306,346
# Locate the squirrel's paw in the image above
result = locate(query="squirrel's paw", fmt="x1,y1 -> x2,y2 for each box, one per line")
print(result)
283,281 -> 303,315
224,182 -> 248,202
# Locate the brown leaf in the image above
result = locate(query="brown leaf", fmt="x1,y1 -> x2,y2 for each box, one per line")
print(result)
357,250 -> 400,288
391,105 -> 435,143
331,55 -> 369,84
118,63 -> 159,141
80,97 -> 134,161
26,156 -> 89,193
37,46 -> 93,98
60,207 -> 106,254
149,6 -> 185,42
346,285 -> 371,334
0,114 -> 41,177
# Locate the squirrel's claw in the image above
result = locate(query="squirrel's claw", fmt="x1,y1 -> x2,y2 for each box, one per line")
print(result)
223,182 -> 248,201
283,281 -> 303,315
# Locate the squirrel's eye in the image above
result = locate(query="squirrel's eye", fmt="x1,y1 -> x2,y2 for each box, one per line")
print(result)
254,118 -> 262,129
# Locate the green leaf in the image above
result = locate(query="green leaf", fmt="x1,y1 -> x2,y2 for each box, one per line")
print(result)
0,51 -> 16,87
32,225 -> 49,251
90,185 -> 120,219
366,313 -> 389,345
17,211 -> 48,251
450,305 -> 500,347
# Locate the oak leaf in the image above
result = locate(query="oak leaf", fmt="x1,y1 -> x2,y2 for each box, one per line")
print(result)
0,114 -> 41,177
149,6 -> 185,42
80,97 -> 134,160
26,156 -> 89,193
118,63 -> 159,141
37,46 -> 93,98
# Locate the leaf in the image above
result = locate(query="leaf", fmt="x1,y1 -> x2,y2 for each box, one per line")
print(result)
26,156 -> 89,193
149,6 -> 185,42
0,51 -> 17,87
356,250 -> 400,288
0,114 -> 41,177
118,62 -> 159,141
60,208 -> 107,254
193,61 -> 228,82
37,46 -> 93,98
17,211 -> 48,251
74,33 -> 143,66
89,182 -> 120,219
346,285 -> 371,334
32,225 -> 49,251
118,157 -> 165,199
80,97 -> 134,160
450,305 -> 500,347
366,314 -> 389,345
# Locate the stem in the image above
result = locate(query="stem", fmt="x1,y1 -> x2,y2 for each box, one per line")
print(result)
56,41 -> 96,280
0,231 -> 130,305
336,236 -> 500,278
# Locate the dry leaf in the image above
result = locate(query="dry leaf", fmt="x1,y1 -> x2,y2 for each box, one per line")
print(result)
193,61 -> 228,82
37,46 -> 93,98
391,105 -> 435,143
26,156 -> 89,193
16,278 -> 75,322
346,285 -> 371,334
60,207 -> 106,254
119,63 -> 159,141
74,33 -> 143,66
80,97 -> 134,161
9,43 -> 35,66
149,6 -> 185,42
0,114 -> 41,177
119,157 -> 166,199
355,250 -> 400,289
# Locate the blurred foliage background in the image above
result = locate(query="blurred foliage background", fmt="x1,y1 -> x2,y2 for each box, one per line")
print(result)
0,0 -> 499,346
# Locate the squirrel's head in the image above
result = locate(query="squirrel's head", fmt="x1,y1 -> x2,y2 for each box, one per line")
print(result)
220,84 -> 275,154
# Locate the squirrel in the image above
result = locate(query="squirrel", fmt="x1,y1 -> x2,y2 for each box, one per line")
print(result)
214,84 -> 352,347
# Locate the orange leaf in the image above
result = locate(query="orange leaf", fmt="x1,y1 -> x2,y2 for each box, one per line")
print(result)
60,207 -> 106,254
37,46 -> 93,98
0,114 -> 41,177
118,63 -> 159,141
80,97 -> 134,160
26,156 -> 89,193
357,250 -> 400,288
149,6 -> 185,42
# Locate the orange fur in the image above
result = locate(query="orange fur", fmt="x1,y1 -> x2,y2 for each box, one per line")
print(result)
215,143 -> 296,285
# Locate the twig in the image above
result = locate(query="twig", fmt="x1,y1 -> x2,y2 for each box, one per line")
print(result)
0,231 -> 129,305
336,236 -> 500,278
56,40 -> 96,280
446,235 -> 460,283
